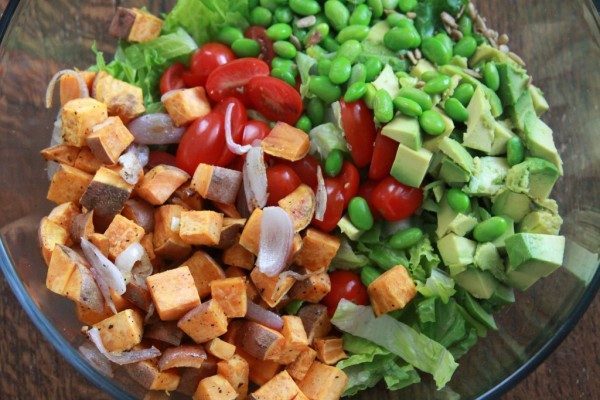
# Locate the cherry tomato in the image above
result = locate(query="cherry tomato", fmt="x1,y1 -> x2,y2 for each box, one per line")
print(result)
206,58 -> 270,103
181,69 -> 204,88
266,164 -> 302,205
175,112 -> 225,174
339,100 -> 377,167
369,132 -> 399,181
159,63 -> 185,95
187,43 -> 235,88
287,155 -> 320,191
335,161 -> 360,208
213,98 -> 248,166
371,176 -> 424,221
245,26 -> 275,64
147,151 -> 178,169
246,76 -> 304,125
322,270 -> 369,316
358,180 -> 382,220
311,178 -> 345,233
241,120 -> 270,145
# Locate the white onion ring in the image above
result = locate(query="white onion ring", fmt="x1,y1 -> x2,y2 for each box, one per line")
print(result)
131,253 -> 153,287
279,269 -> 321,282
224,102 -> 252,155
45,69 -> 89,108
315,166 -> 327,221
243,146 -> 268,211
87,327 -> 161,365
79,342 -> 114,378
81,238 -> 126,295
144,303 -> 155,324
127,114 -> 186,145
115,242 -> 144,275
246,301 -> 284,330
89,266 -> 117,314
256,207 -> 294,277
118,144 -> 149,185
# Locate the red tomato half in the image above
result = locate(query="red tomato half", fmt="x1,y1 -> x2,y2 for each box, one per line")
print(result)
241,120 -> 270,145
335,161 -> 360,208
322,270 -> 369,316
311,178 -> 345,233
245,26 -> 275,64
287,155 -> 320,191
175,112 -> 225,175
371,176 -> 424,221
339,100 -> 377,167
188,43 -> 235,88
159,63 -> 185,95
148,151 -> 177,169
206,58 -> 270,103
266,164 -> 301,205
369,132 -> 399,181
213,97 -> 248,166
246,76 -> 304,125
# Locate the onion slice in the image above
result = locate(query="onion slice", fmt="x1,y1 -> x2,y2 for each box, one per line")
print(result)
131,252 -> 153,287
243,146 -> 268,211
315,166 -> 327,221
89,266 -> 117,314
118,144 -> 149,185
87,327 -> 161,365
127,114 -> 186,145
256,207 -> 294,277
45,69 -> 89,108
246,301 -> 284,330
81,238 -> 126,295
224,102 -> 252,155
115,242 -> 144,275
79,342 -> 114,378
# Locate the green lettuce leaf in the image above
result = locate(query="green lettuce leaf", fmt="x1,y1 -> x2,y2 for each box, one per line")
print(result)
329,238 -> 370,270
296,52 -> 316,98
415,0 -> 468,38
357,242 -> 409,271
418,298 -> 467,348
309,123 -> 349,160
416,268 -> 456,303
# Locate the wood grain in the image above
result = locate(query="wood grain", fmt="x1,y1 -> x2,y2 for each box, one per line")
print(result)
0,1 -> 597,399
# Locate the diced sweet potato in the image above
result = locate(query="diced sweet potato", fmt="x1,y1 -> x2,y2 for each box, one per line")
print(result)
109,7 -> 163,43
213,202 -> 242,218
217,354 -> 249,400
206,338 -> 236,360
181,250 -> 226,298
250,268 -> 295,308
295,229 -> 341,271
297,362 -> 348,400
222,241 -> 255,270
137,165 -> 190,206
250,371 -> 302,400
293,392 -> 310,400
368,265 -> 416,316
158,345 -> 207,371
153,204 -> 192,260
59,70 -> 96,106
313,337 -> 347,365
238,208 -> 262,255
288,271 -> 331,303
217,219 -> 246,250
93,309 -> 144,352
75,303 -> 113,326
147,266 -> 201,321
122,199 -> 155,233
144,321 -> 183,346
239,321 -> 285,361
297,304 -> 331,344
46,244 -> 86,296
177,366 -> 214,397
40,144 -> 80,166
178,300 -> 228,343
172,183 -> 204,211
163,87 -> 211,127
38,217 -> 70,265
80,166 -> 134,223
88,233 -> 110,257
261,122 -> 310,161
210,277 -> 247,318
124,280 -> 154,312
103,214 -> 145,259
125,358 -> 180,391
61,97 -> 108,147
69,211 -> 95,245
74,147 -> 104,174
47,164 -> 93,205
286,347 -> 317,381
179,210 -> 224,246
93,71 -> 145,123
86,116 -> 135,164
191,164 -> 243,205
48,202 -> 80,231
193,375 -> 237,400
236,347 -> 281,386
277,316 -> 309,365
277,184 -> 316,232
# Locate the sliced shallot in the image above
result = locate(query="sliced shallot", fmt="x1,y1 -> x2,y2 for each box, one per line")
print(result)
81,238 -> 126,295
127,113 -> 186,145
115,242 -> 144,276
243,146 -> 268,211
45,69 -> 89,108
315,166 -> 327,221
87,327 -> 161,365
224,102 -> 252,155
89,266 -> 117,314
79,342 -> 114,378
131,253 -> 153,287
246,301 -> 284,330
256,206 -> 294,277
118,144 -> 149,185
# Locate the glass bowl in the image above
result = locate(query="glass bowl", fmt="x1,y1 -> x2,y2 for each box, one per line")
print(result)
0,0 -> 598,399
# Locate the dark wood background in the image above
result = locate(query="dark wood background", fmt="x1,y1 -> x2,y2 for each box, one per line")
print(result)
0,1 -> 597,399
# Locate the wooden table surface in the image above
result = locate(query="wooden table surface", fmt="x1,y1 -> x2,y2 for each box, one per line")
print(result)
0,1 -> 598,399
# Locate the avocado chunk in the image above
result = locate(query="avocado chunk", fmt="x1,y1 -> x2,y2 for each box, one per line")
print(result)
422,108 -> 455,152
424,180 -> 445,203
439,158 -> 471,184
491,216 -> 515,251
485,88 -> 504,118
489,119 -> 516,156
506,157 -> 560,199
454,267 -> 498,299
410,59 -> 436,78
507,90 -> 536,131
390,144 -> 433,188
474,242 -> 507,282
492,189 -> 532,222
469,44 -> 520,68
337,215 -> 364,241
520,210 -> 563,235
439,137 -> 474,173
437,233 -> 477,271
366,20 -> 390,44
529,85 -> 549,116
488,284 -> 516,306
463,86 -> 496,154
497,63 -> 530,106
382,115 -> 422,150
459,290 -> 498,329
373,64 -> 400,98
436,196 -> 478,238
523,113 -> 563,175
427,151 -> 445,178
464,157 -> 509,197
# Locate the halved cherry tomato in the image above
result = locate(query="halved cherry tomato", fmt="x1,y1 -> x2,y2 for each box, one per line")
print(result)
311,178 -> 345,233
182,70 -> 204,88
187,43 -> 235,88
148,151 -> 178,169
287,155 -> 320,191
206,58 -> 270,103
175,112 -> 225,175
214,98 -> 248,166
322,270 -> 369,316
339,100 -> 377,167
159,63 -> 185,95
371,176 -> 424,221
245,26 -> 275,64
241,120 -> 270,145
335,161 -> 360,208
266,164 -> 302,205
369,132 -> 399,181
246,76 -> 304,125
358,180 -> 382,220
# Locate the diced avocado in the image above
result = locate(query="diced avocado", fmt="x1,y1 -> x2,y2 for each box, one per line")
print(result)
469,44 -> 520,68
437,233 -> 477,269
366,21 -> 390,44
422,108 -> 455,152
519,210 -> 563,235
497,63 -> 530,107
373,64 -> 400,98
422,198 -> 440,213
424,180 -> 445,203
523,113 -> 563,175
474,242 -> 507,282
464,157 -> 509,197
505,233 -> 565,276
427,151 -> 445,177
450,55 -> 468,68
454,267 -> 498,299
436,196 -> 478,238
463,86 -> 496,154
442,75 -> 462,102
489,119 -> 516,156
459,290 -> 497,329
484,88 -> 504,118
410,59 -> 436,78
491,216 -> 515,251
529,85 -> 549,116
439,158 -> 471,184
505,268 -> 541,291
382,116 -> 422,150
488,284 -> 516,306
506,157 -> 560,199
507,90 -> 535,131
492,189 -> 532,222
390,144 -> 433,188
337,215 -> 364,241
439,137 -> 474,173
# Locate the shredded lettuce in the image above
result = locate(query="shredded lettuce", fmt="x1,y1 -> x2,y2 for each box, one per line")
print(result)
296,52 -> 316,98
357,242 -> 409,271
408,237 -> 441,281
309,123 -> 349,160
330,238 -> 371,270
416,268 -> 456,303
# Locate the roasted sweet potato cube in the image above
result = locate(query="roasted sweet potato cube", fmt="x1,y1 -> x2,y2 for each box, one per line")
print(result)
46,244 -> 86,296
288,271 -> 331,303
104,214 -> 145,259
368,265 -> 417,316
217,354 -> 249,400
75,303 -> 113,326
80,166 -> 134,222
222,242 -> 255,270
40,144 -> 80,166
250,370 -> 302,400
239,208 -> 262,255
122,199 -> 155,233
125,358 -> 180,391
86,116 -> 135,164
286,347 -> 317,381
262,122 -> 310,161
191,164 -> 243,205
193,374 -> 237,400
178,366 -> 214,397
109,7 -> 163,43
172,183 -> 204,210
63,263 -> 104,312
298,362 -> 348,400
162,87 -> 211,127
181,250 -> 226,298
213,201 -> 242,218
217,219 -> 246,250
239,321 -> 285,361
236,347 -> 281,386
179,210 -> 224,246
277,316 -> 309,365
144,320 -> 183,346
61,97 -> 108,147
158,345 -> 207,371
178,300 -> 228,343
48,202 -> 80,231
93,71 -> 145,123
69,211 -> 95,245
74,147 -> 104,174
38,217 -> 70,265
59,70 -> 96,106
277,184 -> 316,232
297,304 -> 331,344
250,268 -> 296,308
153,204 -> 192,260
206,338 -> 236,360
47,164 -> 93,205
210,277 -> 247,318
147,266 -> 201,321
313,337 -> 347,365
93,309 -> 144,352
293,392 -> 309,400
137,165 -> 190,206
295,229 -> 341,271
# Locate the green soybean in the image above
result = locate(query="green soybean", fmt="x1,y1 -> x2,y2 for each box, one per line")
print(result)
444,98 -> 469,122
348,63 -> 367,86
382,0 -> 399,9
307,98 -> 325,125
325,149 -> 344,177
305,23 -> 330,46
419,110 -> 446,135
393,96 -> 423,117
453,83 -> 475,106
365,57 -> 383,82
349,4 -> 372,26
324,0 -> 350,31
368,0 -> 384,18
272,68 -> 296,86
435,33 -> 454,53
309,76 -> 342,104
317,59 -> 333,76
384,26 -> 421,51
267,23 -> 293,40
272,57 -> 297,75
506,136 -> 525,166
423,75 -> 451,94
250,7 -> 273,27
274,7 -> 293,23
454,36 -> 478,58
216,27 -> 244,46
387,13 -> 411,28
259,0 -> 278,10
374,90 -> 394,123
348,197 -> 374,230
422,36 -> 452,65
344,82 -> 368,102
231,39 -> 261,57
364,84 -> 378,109
336,25 -> 370,43
289,0 -> 321,16
398,87 -> 433,110
398,0 -> 418,12
361,266 -> 382,287
249,0 -> 260,8
338,40 -> 362,63
273,41 -> 297,59
473,216 -> 508,242
483,63 -> 500,91
295,115 -> 313,133
458,15 -> 473,36
322,35 -> 341,52
447,188 -> 470,213
389,227 -> 424,250
329,57 -> 352,84
421,71 -> 441,82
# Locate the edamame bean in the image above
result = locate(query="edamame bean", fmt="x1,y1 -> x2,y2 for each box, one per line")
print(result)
483,62 -> 500,91
249,0 -> 260,9
305,23 -> 330,46
272,57 -> 297,75
435,33 -> 454,53
365,57 -> 383,82
453,83 -> 475,106
216,26 -> 243,46
272,68 -> 296,86
267,23 -> 293,40
289,0 -> 321,16
368,0 -> 384,18
344,82 -> 368,102
338,40 -> 362,63
387,13 -> 413,28
349,4 -> 372,26
295,115 -> 313,133
259,0 -> 278,10
384,26 -> 421,51
444,98 -> 469,122
309,76 -> 342,104
454,36 -> 478,58
348,63 -> 367,86
419,110 -> 446,135
389,227 -> 424,250
364,83 -> 378,109
421,71 -> 440,82
447,188 -> 470,213
324,0 -> 350,31
393,96 -> 423,117
398,87 -> 433,110
348,197 -> 374,230
422,36 -> 452,65
361,266 -> 382,287
231,38 -> 261,57
250,7 -> 273,27
506,136 -> 525,166
398,0 -> 418,12
382,0 -> 399,9
424,75 -> 451,94
473,216 -> 508,242
325,149 -> 344,177
336,25 -> 370,43
322,35 -> 341,52
458,15 -> 473,36
274,7 -> 293,23
307,98 -> 325,125
329,57 -> 352,84
317,59 -> 332,76
273,40 -> 297,59
374,90 -> 394,123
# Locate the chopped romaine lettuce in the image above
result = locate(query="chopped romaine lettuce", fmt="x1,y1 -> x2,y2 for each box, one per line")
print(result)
415,0 -> 468,38
296,52 -> 316,98
416,268 -> 456,303
309,123 -> 349,160
330,238 -> 371,270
